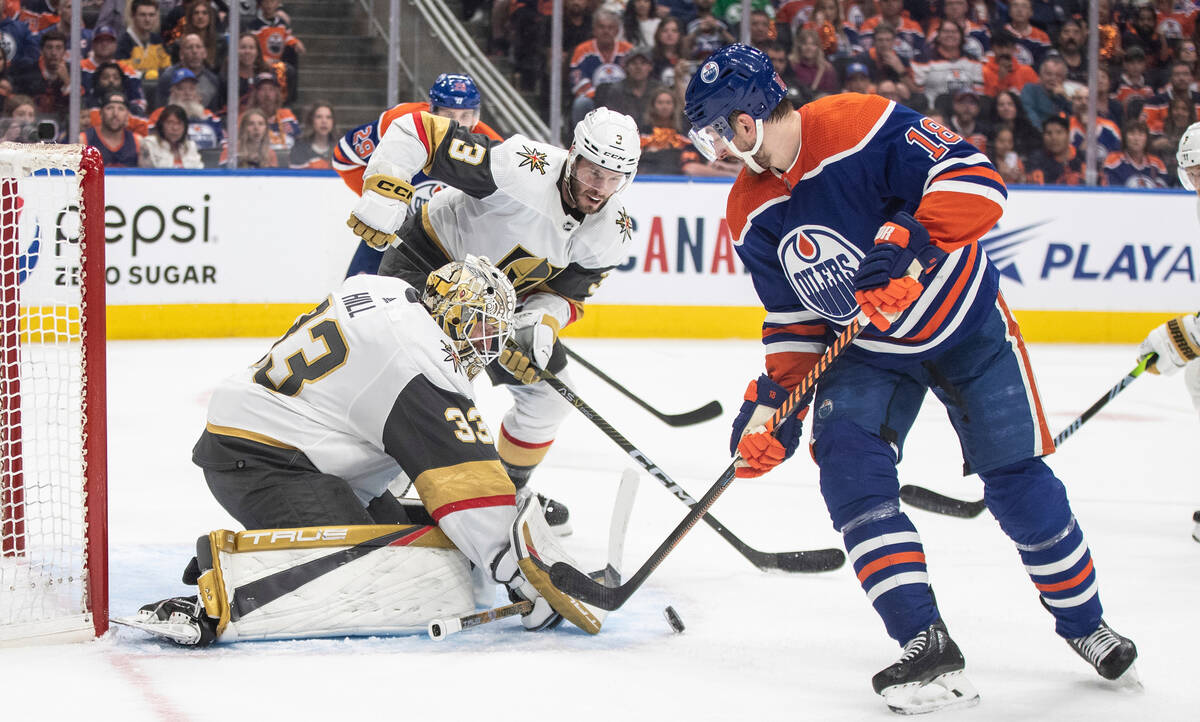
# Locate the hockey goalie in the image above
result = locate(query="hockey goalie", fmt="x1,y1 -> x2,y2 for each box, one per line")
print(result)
119,256 -> 613,645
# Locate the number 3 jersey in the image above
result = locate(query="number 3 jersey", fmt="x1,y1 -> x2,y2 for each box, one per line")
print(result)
727,93 -> 1008,387
367,110 -> 633,326
195,274 -> 513,522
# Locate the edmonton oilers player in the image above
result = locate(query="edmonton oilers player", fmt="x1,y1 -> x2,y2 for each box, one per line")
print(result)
334,73 -> 502,276
685,44 -> 1138,714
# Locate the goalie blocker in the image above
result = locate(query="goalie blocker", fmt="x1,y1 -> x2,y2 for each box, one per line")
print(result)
117,492 -> 620,645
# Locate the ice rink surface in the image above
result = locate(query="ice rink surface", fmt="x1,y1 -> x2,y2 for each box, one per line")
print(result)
1,337 -> 1196,721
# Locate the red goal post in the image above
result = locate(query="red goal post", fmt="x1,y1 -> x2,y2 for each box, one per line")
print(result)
0,143 -> 107,645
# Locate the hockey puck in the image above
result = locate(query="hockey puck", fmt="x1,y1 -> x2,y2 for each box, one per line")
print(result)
663,605 -> 685,634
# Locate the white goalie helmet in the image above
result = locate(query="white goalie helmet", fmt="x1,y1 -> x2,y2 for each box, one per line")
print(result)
566,107 -> 641,195
1176,120 -> 1200,190
423,255 -> 517,379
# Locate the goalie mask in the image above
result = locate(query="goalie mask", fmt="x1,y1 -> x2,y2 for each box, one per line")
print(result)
1177,121 -> 1200,190
423,255 -> 517,378
564,107 -> 641,211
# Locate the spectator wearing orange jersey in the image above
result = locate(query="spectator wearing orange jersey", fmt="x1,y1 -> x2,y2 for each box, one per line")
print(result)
1142,60 -> 1200,135
982,30 -> 1039,97
569,8 -> 633,126
81,26 -> 147,116
1156,0 -> 1198,42
248,70 -> 298,153
247,0 -> 306,66
1001,0 -> 1052,68
1115,45 -> 1156,115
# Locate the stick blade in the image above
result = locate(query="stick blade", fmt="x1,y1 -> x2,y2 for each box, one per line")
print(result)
769,547 -> 846,573
899,485 -> 987,519
550,561 -> 625,611
660,400 -> 723,427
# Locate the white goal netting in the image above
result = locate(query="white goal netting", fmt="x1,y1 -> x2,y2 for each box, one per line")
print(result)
0,144 -> 106,645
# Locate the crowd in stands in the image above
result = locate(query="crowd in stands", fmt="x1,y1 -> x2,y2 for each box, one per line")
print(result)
492,0 -> 1200,185
0,0 -> 327,169
3,0 -> 1197,185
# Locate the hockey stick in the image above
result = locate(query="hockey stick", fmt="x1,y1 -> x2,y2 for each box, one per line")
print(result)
898,353 -> 1158,519
549,317 -> 866,611
427,469 -> 640,639
539,367 -> 845,574
561,344 -> 723,426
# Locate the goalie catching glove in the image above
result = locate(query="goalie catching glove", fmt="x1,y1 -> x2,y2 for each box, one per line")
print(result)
730,375 -> 808,478
1139,312 -> 1200,375
500,310 -> 560,384
346,174 -> 415,249
853,212 -> 946,331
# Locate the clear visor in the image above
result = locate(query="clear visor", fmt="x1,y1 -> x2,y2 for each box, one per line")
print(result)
434,106 -> 481,127
688,116 -> 735,162
573,159 -> 630,194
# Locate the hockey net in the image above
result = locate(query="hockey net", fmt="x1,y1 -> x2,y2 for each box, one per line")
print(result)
0,144 -> 107,645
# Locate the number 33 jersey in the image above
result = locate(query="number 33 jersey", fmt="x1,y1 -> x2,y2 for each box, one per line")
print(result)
200,274 -> 511,509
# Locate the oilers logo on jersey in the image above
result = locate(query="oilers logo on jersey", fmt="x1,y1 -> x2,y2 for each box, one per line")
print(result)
778,225 -> 864,323
411,180 -> 449,212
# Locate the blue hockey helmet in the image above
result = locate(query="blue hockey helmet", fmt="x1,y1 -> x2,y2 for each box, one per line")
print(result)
683,44 -> 786,171
428,73 -> 482,109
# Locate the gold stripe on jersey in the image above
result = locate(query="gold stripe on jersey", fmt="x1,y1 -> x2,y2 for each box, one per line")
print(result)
205,422 -> 297,450
198,530 -> 234,635
497,431 -> 555,467
209,524 -> 458,553
418,112 -> 455,176
413,459 -> 516,517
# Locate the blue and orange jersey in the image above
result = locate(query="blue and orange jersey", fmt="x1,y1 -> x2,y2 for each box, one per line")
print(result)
333,101 -> 502,197
1002,22 -> 1052,68
1103,151 -> 1168,188
569,39 -> 633,98
1140,88 -> 1200,135
926,18 -> 990,60
726,93 -> 1006,389
246,16 -> 302,63
1069,115 -> 1121,159
1157,3 -> 1198,40
80,57 -> 147,116
856,14 -> 927,61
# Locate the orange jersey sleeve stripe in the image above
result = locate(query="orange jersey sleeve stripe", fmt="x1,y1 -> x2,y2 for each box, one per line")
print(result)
915,189 -> 1004,253
763,323 -> 826,337
907,241 -> 979,343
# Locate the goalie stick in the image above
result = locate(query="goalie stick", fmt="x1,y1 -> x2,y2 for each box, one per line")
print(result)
428,468 -> 640,640
899,353 -> 1158,519
538,367 -> 844,574
561,344 -> 723,427
549,317 -> 867,611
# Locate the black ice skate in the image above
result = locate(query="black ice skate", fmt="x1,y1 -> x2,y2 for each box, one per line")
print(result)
1066,620 -> 1138,682
112,596 -> 218,646
1192,510 -> 1199,543
872,621 -> 980,715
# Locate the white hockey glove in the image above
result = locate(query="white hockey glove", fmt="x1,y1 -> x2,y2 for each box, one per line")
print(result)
500,310 -> 560,384
346,174 -> 414,249
1138,313 -> 1200,375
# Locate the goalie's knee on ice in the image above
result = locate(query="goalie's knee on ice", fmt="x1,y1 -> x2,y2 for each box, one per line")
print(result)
979,457 -> 1071,544
813,420 -> 901,530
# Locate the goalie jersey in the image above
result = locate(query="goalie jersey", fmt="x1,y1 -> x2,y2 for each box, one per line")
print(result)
367,111 -> 633,323
727,94 -> 1008,388
196,274 -> 513,524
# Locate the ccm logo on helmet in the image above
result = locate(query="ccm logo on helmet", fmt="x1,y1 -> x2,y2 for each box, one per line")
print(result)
700,61 -> 720,83
242,528 -> 350,544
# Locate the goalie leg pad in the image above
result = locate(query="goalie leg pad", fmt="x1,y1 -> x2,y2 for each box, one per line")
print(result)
152,525 -> 477,644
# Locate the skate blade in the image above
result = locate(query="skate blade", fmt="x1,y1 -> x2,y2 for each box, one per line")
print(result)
883,671 -> 981,715
112,615 -> 201,645
1111,663 -> 1144,693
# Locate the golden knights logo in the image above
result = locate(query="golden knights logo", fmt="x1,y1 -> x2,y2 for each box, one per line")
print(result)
496,246 -> 561,294
441,339 -> 464,375
615,209 -> 633,242
516,146 -> 549,175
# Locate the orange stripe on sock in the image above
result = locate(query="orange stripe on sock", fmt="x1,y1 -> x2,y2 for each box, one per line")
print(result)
856,551 -> 926,583
1035,559 -> 1094,593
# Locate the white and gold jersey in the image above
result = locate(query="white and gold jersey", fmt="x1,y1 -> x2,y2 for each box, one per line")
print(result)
199,274 -> 511,508
366,111 -> 634,321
